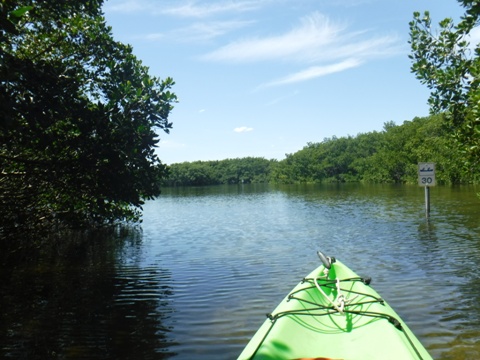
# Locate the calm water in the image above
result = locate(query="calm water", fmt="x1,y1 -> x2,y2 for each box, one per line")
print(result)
1,183 -> 480,359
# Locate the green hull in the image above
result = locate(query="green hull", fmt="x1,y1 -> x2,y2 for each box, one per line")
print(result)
238,256 -> 432,360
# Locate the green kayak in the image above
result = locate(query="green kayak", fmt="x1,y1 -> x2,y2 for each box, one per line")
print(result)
238,251 -> 432,360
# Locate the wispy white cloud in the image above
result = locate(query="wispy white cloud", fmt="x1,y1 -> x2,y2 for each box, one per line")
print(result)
144,20 -> 254,43
161,0 -> 263,18
201,11 -> 401,87
202,12 -> 400,64
323,0 -> 375,8
259,59 -> 361,88
234,126 -> 254,133
104,0 -> 145,13
105,0 -> 264,18
202,12 -> 342,63
143,33 -> 165,42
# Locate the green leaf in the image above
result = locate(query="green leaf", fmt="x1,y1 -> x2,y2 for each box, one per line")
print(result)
10,5 -> 33,19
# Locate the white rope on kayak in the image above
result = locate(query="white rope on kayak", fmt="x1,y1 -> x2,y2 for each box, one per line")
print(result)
315,267 -> 359,315
315,276 -> 345,314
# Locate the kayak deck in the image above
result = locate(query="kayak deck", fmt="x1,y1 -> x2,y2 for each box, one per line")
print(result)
238,256 -> 432,360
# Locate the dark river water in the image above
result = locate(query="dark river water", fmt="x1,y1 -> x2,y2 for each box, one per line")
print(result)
1,183 -> 480,359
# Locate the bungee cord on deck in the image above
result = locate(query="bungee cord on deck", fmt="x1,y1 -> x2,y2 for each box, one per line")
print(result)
263,276 -> 425,360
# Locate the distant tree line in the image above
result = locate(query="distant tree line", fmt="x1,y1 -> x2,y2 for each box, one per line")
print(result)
164,157 -> 274,186
164,114 -> 478,187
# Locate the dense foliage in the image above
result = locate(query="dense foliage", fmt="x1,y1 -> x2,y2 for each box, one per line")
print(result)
0,1 -> 176,239
271,115 -> 471,184
409,0 -> 480,171
165,115 -> 476,186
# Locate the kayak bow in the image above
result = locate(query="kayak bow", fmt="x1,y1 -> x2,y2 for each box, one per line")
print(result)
238,251 -> 432,360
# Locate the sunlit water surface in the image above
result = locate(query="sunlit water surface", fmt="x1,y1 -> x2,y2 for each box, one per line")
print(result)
1,183 -> 480,359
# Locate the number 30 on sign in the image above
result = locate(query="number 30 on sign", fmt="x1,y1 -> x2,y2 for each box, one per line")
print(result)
418,162 -> 436,186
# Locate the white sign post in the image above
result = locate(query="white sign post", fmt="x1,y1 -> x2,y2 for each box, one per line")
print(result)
418,162 -> 435,217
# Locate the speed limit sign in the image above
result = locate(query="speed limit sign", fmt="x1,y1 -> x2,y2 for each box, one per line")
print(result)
418,163 -> 435,186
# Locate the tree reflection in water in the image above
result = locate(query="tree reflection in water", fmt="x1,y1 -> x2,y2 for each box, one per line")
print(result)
0,227 -> 176,359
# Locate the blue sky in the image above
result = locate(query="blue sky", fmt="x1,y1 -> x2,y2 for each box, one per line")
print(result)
103,0 -> 467,165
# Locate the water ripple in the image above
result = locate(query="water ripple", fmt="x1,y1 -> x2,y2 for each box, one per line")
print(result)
141,184 -> 480,359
